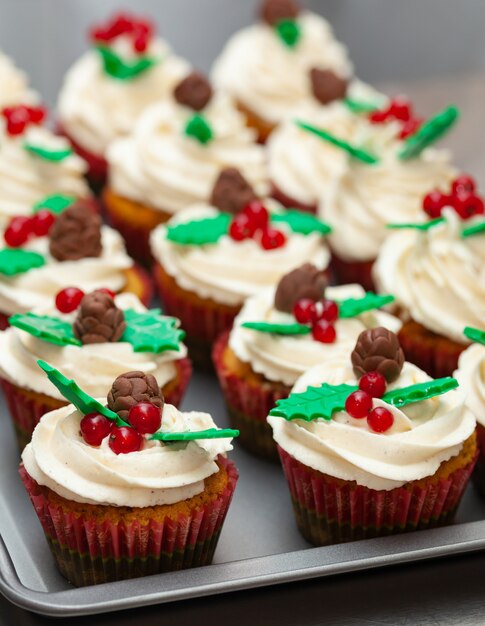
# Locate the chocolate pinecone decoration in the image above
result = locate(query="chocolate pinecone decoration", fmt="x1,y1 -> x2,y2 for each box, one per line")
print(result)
73,291 -> 126,345
310,68 -> 348,105
107,371 -> 164,421
174,71 -> 213,111
351,327 -> 405,383
274,263 -> 328,313
261,0 -> 300,25
49,203 -> 102,262
210,167 -> 258,214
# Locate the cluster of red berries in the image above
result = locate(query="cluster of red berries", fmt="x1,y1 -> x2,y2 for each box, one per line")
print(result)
55,286 -> 115,314
292,297 -> 338,343
89,13 -> 154,54
423,175 -> 484,221
369,96 -> 422,140
2,105 -> 47,137
345,372 -> 394,433
4,211 -> 56,248
229,201 -> 287,250
80,402 -> 162,454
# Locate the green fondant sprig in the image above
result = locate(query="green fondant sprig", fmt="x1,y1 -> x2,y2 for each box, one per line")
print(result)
344,97 -> 380,114
464,326 -> 485,345
0,249 -> 46,276
462,221 -> 485,238
387,218 -> 445,232
33,194 -> 76,215
242,321 -> 311,336
271,210 -> 332,235
96,46 -> 156,80
10,313 -> 81,347
150,428 -> 239,442
274,19 -> 301,47
24,144 -> 73,162
185,114 -> 214,145
398,105 -> 459,161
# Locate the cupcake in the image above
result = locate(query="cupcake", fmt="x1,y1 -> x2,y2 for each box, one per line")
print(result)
0,202 -> 152,331
268,328 -> 477,545
212,0 -> 354,142
374,178 -> 485,378
103,72 -> 268,265
57,12 -> 190,189
20,362 -> 238,586
0,104 -> 93,227
151,174 -> 331,367
0,50 -> 38,107
0,290 -> 190,449
455,327 -> 485,497
308,100 -> 457,289
213,264 -> 400,459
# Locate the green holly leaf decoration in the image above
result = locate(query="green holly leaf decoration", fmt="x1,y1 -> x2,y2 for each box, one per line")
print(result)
344,97 -> 380,114
274,19 -> 301,48
270,383 -> 358,421
0,249 -> 46,276
241,321 -> 311,336
185,114 -> 214,145
37,360 -> 125,424
387,218 -> 445,232
271,210 -> 332,236
338,292 -> 395,319
462,221 -> 485,238
295,119 -> 380,165
24,144 -> 73,162
382,377 -> 458,408
121,309 -> 185,353
166,213 -> 231,246
33,194 -> 75,215
464,326 -> 485,346
9,313 -> 81,347
150,428 -> 239,442
398,105 -> 459,161
96,45 -> 156,80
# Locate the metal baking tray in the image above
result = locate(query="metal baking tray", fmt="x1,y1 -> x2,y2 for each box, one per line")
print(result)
1,370 -> 485,617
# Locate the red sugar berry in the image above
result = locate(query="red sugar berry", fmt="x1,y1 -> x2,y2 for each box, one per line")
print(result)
133,34 -> 148,53
367,406 -> 394,433
312,319 -> 336,343
345,390 -> 373,419
293,298 -> 317,324
31,209 -> 55,236
229,214 -> 255,241
96,287 -> 116,299
80,412 -> 113,446
320,299 -> 339,323
399,117 -> 422,140
453,193 -> 485,220
389,96 -> 412,122
109,426 -> 143,455
55,287 -> 85,313
359,371 -> 387,398
27,106 -> 47,125
5,107 -> 30,136
243,200 -> 269,230
422,190 -> 449,219
128,402 -> 162,434
110,13 -> 134,37
452,175 -> 477,197
89,26 -> 111,43
4,216 -> 33,247
369,110 -> 389,124
260,227 -> 286,250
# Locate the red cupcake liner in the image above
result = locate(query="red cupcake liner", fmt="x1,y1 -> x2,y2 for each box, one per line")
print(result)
20,456 -> 238,586
130,263 -> 154,307
103,199 -> 156,267
213,331 -> 289,460
0,312 -> 9,331
472,424 -> 485,497
330,251 -> 376,291
277,445 -> 477,546
271,183 -> 317,214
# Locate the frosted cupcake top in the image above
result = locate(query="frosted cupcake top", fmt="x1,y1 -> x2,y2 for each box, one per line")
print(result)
0,107 -> 90,226
0,203 -> 132,316
455,328 -> 485,427
22,363 -> 236,507
374,204 -> 485,343
0,292 -> 187,400
230,272 -> 401,386
212,1 -> 352,125
0,51 -> 38,107
268,329 -> 475,490
107,75 -> 268,215
57,13 -> 190,157
150,192 -> 330,307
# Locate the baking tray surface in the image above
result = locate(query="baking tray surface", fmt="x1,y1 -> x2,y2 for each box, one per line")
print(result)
1,372 -> 485,617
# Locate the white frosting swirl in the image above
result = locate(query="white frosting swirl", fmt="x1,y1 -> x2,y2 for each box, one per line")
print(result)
0,226 -> 132,316
268,360 -> 476,490
58,36 -> 190,156
150,203 -> 330,306
230,284 -> 401,386
0,51 -> 38,107
22,402 -> 234,507
374,209 -> 485,343
0,122 -> 90,226
107,92 -> 268,214
212,12 -> 352,124
0,293 -> 187,400
455,344 -> 485,427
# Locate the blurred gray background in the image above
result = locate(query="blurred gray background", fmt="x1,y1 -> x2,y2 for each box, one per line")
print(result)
0,0 -> 484,178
